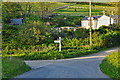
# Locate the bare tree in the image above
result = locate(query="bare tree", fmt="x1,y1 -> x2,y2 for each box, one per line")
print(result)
25,3 -> 28,17
28,2 -> 32,17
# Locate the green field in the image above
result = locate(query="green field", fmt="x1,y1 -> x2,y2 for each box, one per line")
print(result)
31,2 -> 69,12
53,3 -> 115,16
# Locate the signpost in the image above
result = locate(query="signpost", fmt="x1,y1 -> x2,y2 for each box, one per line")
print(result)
54,37 -> 62,51
54,28 -> 62,51
10,53 -> 12,60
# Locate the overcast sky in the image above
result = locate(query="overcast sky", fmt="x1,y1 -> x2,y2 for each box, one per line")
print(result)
2,0 -> 120,2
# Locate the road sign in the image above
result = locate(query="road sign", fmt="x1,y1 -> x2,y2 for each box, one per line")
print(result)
54,40 -> 60,43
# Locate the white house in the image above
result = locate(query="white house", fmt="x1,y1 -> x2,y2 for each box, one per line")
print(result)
81,10 -> 118,29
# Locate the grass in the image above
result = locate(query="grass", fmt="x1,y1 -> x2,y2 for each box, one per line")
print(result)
54,4 -> 115,16
100,50 -> 120,79
72,4 -> 115,9
54,8 -> 109,16
0,56 -> 1,80
0,33 -> 1,79
2,57 -> 31,79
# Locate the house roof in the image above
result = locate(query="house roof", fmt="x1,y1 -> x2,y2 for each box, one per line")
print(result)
82,15 -> 118,21
82,15 -> 101,20
82,16 -> 89,20
108,15 -> 118,20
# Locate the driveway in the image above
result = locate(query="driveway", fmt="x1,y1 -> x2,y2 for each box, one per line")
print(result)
16,47 -> 119,78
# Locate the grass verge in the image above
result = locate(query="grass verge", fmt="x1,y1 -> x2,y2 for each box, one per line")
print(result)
100,50 -> 120,79
3,46 -> 119,60
2,57 -> 31,80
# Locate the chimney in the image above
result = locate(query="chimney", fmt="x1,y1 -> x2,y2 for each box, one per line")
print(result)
111,11 -> 114,16
103,10 -> 106,15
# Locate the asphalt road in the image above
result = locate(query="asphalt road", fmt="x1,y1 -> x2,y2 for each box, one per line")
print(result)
16,47 -> 119,78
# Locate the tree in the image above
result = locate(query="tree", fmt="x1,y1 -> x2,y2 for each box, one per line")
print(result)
19,21 -> 52,45
28,2 -> 32,17
74,28 -> 89,39
2,2 -> 21,23
25,3 -> 28,17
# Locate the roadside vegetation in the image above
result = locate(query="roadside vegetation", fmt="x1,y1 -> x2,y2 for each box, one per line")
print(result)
100,50 -> 120,79
2,57 -> 31,79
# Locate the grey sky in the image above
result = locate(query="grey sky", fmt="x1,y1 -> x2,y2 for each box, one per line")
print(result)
2,0 -> 120,2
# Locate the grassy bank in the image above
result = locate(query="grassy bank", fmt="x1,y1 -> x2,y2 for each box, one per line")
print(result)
100,50 -> 120,79
0,56 -> 2,80
2,57 -> 31,79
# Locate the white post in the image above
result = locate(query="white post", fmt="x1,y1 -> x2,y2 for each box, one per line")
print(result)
59,28 -> 61,32
59,28 -> 61,51
59,37 -> 61,51
54,28 -> 62,51
10,53 -> 12,60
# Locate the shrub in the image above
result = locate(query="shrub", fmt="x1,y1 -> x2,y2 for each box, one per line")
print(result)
97,25 -> 109,34
74,28 -> 89,39
99,31 -> 120,48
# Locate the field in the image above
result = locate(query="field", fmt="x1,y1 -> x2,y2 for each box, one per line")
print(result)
53,3 -> 116,16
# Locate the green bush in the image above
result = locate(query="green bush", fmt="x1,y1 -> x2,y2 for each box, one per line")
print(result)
99,31 -> 120,48
74,28 -> 89,39
97,25 -> 109,34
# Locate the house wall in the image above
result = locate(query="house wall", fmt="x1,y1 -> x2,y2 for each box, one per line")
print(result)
94,20 -> 98,29
81,15 -> 115,29
97,15 -> 114,29
81,19 -> 95,29
81,20 -> 89,29
92,20 -> 96,29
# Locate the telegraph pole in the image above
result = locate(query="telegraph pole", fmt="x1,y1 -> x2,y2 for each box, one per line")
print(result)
89,0 -> 92,46
110,11 -> 112,29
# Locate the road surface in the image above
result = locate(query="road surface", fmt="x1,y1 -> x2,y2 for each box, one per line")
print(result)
16,47 -> 119,78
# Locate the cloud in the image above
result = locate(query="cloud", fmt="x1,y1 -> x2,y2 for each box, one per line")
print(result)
2,0 -> 120,2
